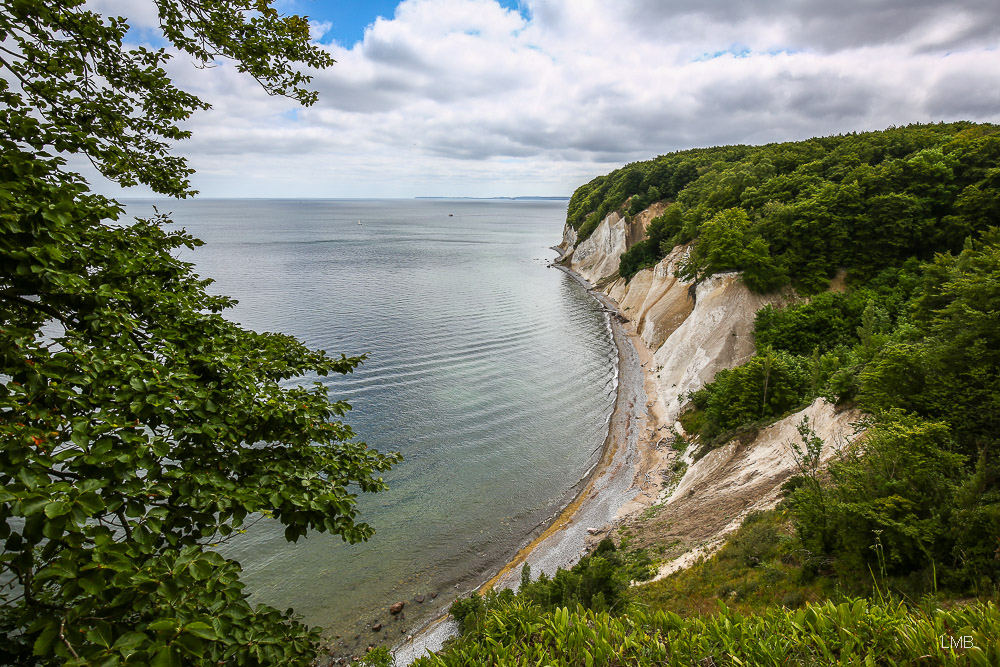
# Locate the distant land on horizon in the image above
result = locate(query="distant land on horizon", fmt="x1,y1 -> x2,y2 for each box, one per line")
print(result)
414,196 -> 570,201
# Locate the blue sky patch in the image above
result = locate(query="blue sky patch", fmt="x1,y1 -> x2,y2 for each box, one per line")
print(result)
284,0 -> 527,46
694,45 -> 752,62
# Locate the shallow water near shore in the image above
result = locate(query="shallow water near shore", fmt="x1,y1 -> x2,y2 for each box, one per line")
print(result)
121,198 -> 617,652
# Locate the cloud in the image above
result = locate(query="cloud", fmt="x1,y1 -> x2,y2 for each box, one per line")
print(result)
78,0 -> 1000,198
620,0 -> 1000,52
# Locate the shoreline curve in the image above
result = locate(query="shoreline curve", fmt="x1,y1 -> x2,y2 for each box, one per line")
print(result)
393,255 -> 657,664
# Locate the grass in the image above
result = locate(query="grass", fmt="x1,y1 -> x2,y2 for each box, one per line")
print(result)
632,506 -> 1000,620
632,509 -> 838,617
424,508 -> 1000,666
677,405 -> 705,437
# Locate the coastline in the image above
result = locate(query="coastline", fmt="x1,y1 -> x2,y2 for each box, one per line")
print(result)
393,255 -> 670,665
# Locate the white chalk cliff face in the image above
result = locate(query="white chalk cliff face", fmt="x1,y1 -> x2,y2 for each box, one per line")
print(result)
560,203 -> 858,567
563,207 -> 788,426
562,203 -> 667,285
564,212 -> 628,284
650,271 -> 789,424
559,221 -> 577,254
653,397 -> 861,580
605,246 -> 694,358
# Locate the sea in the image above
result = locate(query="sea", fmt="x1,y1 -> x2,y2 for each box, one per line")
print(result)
120,198 -> 617,650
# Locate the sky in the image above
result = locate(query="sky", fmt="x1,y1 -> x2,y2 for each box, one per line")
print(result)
83,0 -> 1000,199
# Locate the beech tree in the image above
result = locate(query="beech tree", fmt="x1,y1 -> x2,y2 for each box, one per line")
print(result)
0,2 -> 400,664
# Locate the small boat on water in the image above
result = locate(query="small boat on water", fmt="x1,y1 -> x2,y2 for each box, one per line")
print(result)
358,219 -> 362,225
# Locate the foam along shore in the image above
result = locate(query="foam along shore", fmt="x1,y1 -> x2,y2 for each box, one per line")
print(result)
393,257 -> 657,665
484,264 -> 649,590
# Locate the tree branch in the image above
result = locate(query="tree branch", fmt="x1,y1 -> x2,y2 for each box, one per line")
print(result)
60,619 -> 81,661
0,292 -> 74,328
115,508 -> 133,541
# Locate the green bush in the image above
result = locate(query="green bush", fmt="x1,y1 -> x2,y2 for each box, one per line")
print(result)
449,593 -> 487,635
791,413 -> 965,576
692,349 -> 810,438
724,512 -> 781,568
355,646 -> 395,667
518,539 -> 630,613
619,239 -> 660,280
754,292 -> 866,356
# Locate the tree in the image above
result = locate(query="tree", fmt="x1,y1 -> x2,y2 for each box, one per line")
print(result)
693,207 -> 753,277
740,236 -> 787,293
862,229 -> 1000,456
694,349 -> 810,438
1,2 -> 401,664
792,413 -> 964,576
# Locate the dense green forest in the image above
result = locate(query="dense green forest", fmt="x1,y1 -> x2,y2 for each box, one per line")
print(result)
415,124 -> 1000,666
610,124 -> 1000,594
571,122 -> 999,290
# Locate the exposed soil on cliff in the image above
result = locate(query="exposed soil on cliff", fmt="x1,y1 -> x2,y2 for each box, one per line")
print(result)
620,398 -> 862,580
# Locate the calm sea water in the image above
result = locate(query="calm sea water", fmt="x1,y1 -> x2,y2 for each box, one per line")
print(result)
121,199 -> 617,646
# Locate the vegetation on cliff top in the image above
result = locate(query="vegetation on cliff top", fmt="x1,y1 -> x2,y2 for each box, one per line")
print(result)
680,226 -> 1000,595
567,122 -> 999,597
569,122 -> 999,289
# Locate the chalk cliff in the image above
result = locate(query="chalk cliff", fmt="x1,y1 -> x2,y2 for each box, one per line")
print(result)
562,205 -> 789,426
559,203 -> 859,570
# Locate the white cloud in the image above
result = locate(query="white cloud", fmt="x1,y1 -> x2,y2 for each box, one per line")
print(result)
83,0 -> 1000,198
85,0 -> 160,26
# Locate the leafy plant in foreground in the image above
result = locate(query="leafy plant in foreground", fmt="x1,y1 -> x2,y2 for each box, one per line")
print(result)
424,596 -> 1000,666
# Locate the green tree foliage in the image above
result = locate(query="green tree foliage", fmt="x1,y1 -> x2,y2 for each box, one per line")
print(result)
451,539 -> 653,639
740,236 -> 788,293
1,2 -> 400,665
690,349 -> 810,439
598,129 -> 1000,591
791,414 -> 965,576
695,232 -> 1000,590
846,232 -> 1000,587
698,208 -> 753,273
754,292 -> 867,356
738,231 -> 1000,589
862,229 -> 1000,456
516,539 -> 646,614
0,0 -> 332,196
617,239 -> 659,281
564,123 -> 1000,293
566,150 -> 735,243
